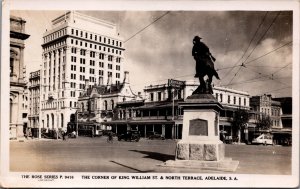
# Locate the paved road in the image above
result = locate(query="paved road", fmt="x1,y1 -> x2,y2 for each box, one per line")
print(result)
10,137 -> 291,174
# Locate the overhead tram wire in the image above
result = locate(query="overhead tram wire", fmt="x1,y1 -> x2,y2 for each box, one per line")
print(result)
245,41 -> 292,65
240,11 -> 281,65
216,41 -> 292,72
124,11 -> 170,44
225,11 -> 281,87
221,11 -> 269,81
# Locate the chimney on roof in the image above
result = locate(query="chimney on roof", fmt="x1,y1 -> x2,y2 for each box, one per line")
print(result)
124,71 -> 130,84
85,79 -> 89,90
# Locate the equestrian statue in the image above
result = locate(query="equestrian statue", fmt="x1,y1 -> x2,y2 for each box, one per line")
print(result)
192,36 -> 220,94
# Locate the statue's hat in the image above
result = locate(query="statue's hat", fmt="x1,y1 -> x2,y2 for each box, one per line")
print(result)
193,36 -> 202,41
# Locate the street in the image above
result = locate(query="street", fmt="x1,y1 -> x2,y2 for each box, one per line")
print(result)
10,137 -> 291,174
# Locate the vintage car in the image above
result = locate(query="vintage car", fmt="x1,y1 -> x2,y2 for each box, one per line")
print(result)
252,133 -> 273,145
147,131 -> 165,140
118,130 -> 140,142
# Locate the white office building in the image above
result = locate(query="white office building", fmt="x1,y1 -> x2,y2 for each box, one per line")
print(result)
40,11 -> 125,131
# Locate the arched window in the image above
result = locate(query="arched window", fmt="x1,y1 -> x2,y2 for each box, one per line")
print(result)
47,114 -> 49,128
104,100 -> 107,110
111,100 -> 114,109
51,114 -> 54,129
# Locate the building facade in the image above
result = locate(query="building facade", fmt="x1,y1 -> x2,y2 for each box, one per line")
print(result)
10,15 -> 30,139
110,79 -> 250,139
28,70 -> 41,133
40,11 -> 125,132
73,72 -> 140,135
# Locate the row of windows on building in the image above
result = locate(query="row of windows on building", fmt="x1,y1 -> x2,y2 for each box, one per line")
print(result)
43,39 -> 67,52
215,93 -> 247,106
261,108 -> 281,116
79,100 -> 115,112
41,100 -> 78,110
70,40 -> 122,56
70,53 -> 121,64
70,62 -> 120,72
43,28 -> 67,44
70,28 -> 122,47
43,27 -> 123,48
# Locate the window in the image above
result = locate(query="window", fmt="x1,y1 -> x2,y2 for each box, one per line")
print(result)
244,98 -> 246,106
220,94 -> 223,102
71,29 -> 74,34
116,65 -> 120,70
116,57 -> 121,63
99,70 -> 103,76
158,92 -> 161,101
108,64 -> 112,69
71,47 -> 77,53
228,95 -> 231,103
116,73 -> 120,78
71,39 -> 73,44
99,62 -> 104,68
233,96 -> 236,104
90,68 -> 95,74
99,53 -> 104,60
239,97 -> 241,106
215,93 -> 219,101
80,58 -> 86,64
75,30 -> 78,36
108,71 -> 112,77
150,93 -> 154,101
108,55 -> 113,61
90,51 -> 95,58
80,49 -> 86,56
70,101 -> 72,108
90,60 -> 95,66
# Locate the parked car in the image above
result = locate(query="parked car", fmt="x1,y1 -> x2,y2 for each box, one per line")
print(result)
252,134 -> 273,145
147,131 -> 165,140
118,130 -> 140,142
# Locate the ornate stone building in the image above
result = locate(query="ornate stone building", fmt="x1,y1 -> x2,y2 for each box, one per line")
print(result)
10,15 -> 30,139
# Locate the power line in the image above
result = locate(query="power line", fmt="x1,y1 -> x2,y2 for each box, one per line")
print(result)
216,41 -> 292,72
226,11 -> 281,86
124,11 -> 170,43
241,11 -> 281,64
221,12 -> 268,81
245,41 -> 292,65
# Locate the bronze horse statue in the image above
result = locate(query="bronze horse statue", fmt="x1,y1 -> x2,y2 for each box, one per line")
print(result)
192,36 -> 220,94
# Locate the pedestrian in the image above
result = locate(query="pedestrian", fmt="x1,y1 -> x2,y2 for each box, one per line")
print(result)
62,130 -> 66,141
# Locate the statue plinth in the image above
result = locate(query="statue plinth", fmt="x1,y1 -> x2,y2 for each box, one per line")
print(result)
162,94 -> 239,172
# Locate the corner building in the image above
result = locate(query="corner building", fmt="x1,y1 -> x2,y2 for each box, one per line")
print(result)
40,11 -> 125,131
10,16 -> 30,139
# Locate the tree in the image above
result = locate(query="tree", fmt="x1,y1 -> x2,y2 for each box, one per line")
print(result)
232,109 -> 249,143
256,114 -> 272,131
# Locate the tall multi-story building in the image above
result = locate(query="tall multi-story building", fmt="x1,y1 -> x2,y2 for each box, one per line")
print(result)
10,15 -> 30,139
28,70 -> 41,134
40,11 -> 125,131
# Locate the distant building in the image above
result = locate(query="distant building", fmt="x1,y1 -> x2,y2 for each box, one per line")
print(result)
28,70 -> 41,134
10,15 -> 30,139
272,97 -> 292,145
40,11 -> 125,132
250,94 -> 283,129
73,72 -> 140,135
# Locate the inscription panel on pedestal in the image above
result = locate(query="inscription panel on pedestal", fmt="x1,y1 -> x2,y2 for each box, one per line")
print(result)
189,119 -> 208,136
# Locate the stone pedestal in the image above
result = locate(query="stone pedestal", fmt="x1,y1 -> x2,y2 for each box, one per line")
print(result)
162,94 -> 239,172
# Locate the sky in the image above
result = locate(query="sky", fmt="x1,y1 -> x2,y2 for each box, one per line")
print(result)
11,10 -> 293,97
